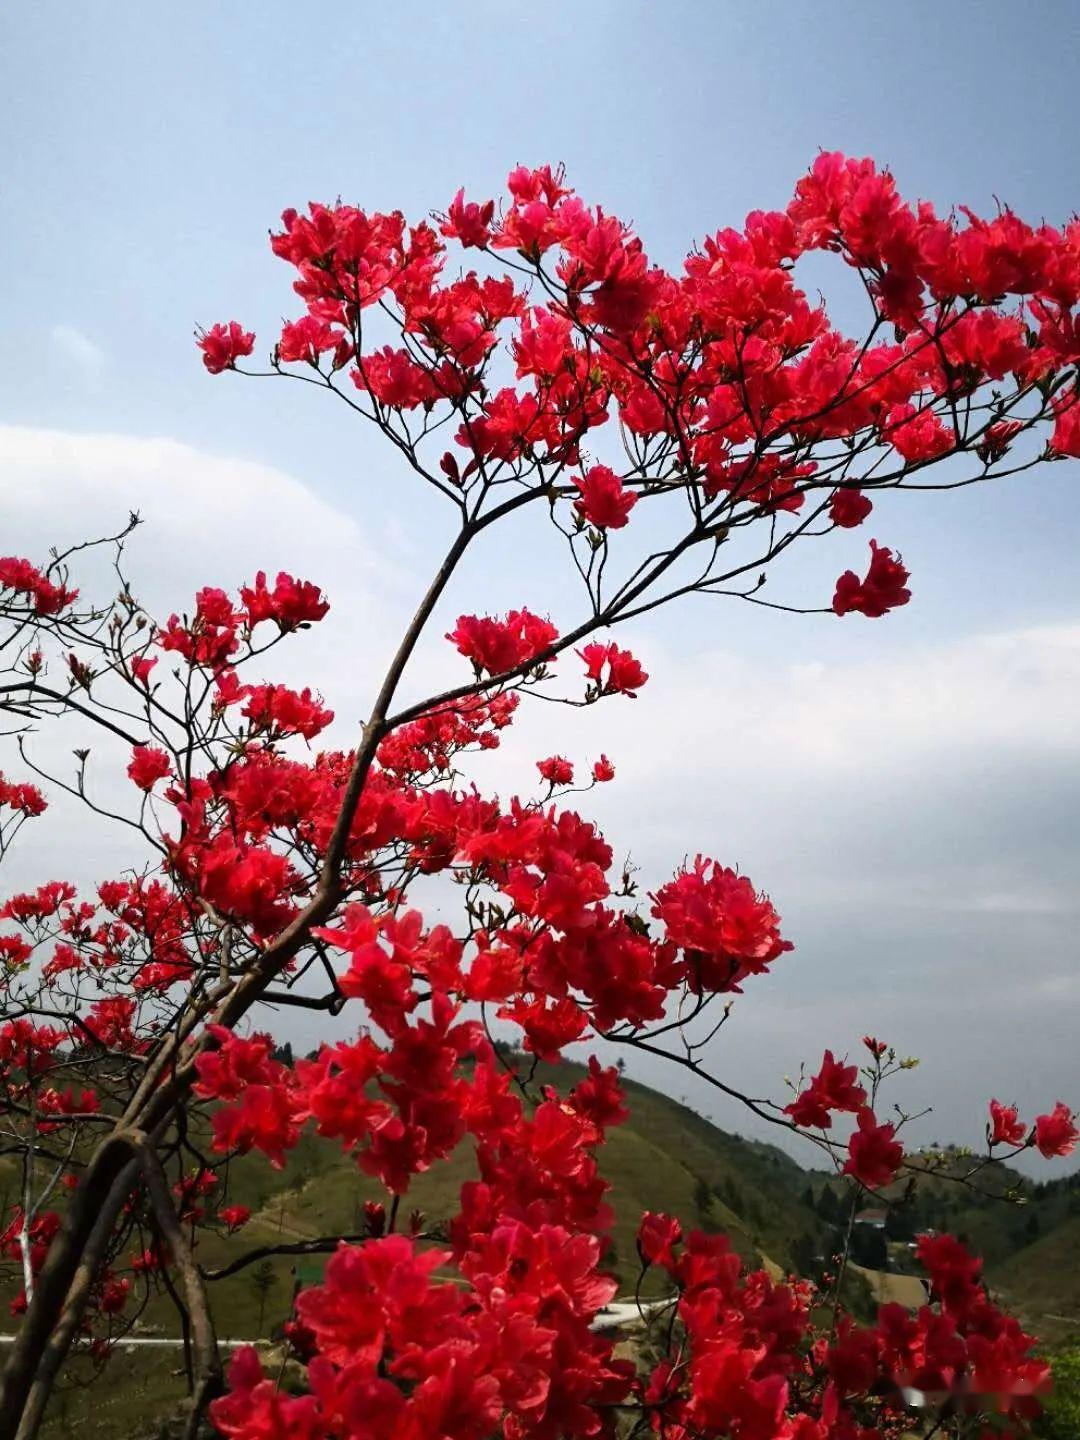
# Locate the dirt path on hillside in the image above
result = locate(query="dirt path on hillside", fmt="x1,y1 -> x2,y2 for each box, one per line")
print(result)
850,1264 -> 928,1308
247,1180 -> 319,1240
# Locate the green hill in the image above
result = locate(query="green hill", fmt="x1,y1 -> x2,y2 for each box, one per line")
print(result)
803,1148 -> 1080,1348
3,1063 -> 1074,1438
2,1064 -> 838,1439
227,1058 -> 829,1290
989,1214 -> 1080,1345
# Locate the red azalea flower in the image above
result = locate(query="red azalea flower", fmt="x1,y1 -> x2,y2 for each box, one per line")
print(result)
1033,1101 -> 1079,1158
0,556 -> 78,615
127,745 -> 172,792
240,571 -> 329,631
537,755 -> 574,787
578,641 -> 648,696
1049,391 -> 1080,456
637,1211 -> 683,1270
440,188 -> 495,248
843,1108 -> 903,1189
219,1205 -> 251,1233
786,1050 -> 867,1129
197,320 -> 255,374
828,488 -> 873,528
574,465 -> 638,530
988,1098 -> 1027,1147
448,609 -> 558,676
832,540 -> 911,617
883,402 -> 955,463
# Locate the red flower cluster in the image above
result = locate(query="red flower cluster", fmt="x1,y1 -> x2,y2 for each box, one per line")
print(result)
578,641 -> 648,696
82,996 -> 139,1051
0,773 -> 47,817
172,1168 -> 218,1225
197,320 -> 255,374
1050,391 -> 1080,456
573,464 -> 637,530
239,570 -> 330,631
218,1204 -> 251,1233
447,609 -> 558,676
440,188 -> 495,249
832,540 -> 911,617
127,744 -> 171,792
205,1036 -> 638,1438
8,1234 -> 128,1324
159,572 -> 329,672
637,1210 -> 683,1269
3,880 -> 78,924
2,1208 -> 64,1304
193,152 -> 1080,640
159,587 -> 244,670
0,556 -> 78,616
5,151 -> 1079,1436
828,488 -> 873,529
988,1098 -> 1027,1147
537,755 -> 574,787
985,1098 -> 1078,1156
376,694 -> 517,778
277,314 -> 353,369
630,1217 -> 1050,1437
216,677 -> 335,742
785,1050 -> 867,1129
652,857 -> 792,993
843,1108 -> 904,1189
1033,1101 -> 1079,1158
193,1026 -> 300,1167
884,402 -> 956,463
0,1019 -> 65,1077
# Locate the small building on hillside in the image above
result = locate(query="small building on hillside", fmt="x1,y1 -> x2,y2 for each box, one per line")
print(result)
854,1207 -> 887,1229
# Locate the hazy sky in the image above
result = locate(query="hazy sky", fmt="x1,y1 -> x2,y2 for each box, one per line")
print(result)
2,2 -> 1078,1174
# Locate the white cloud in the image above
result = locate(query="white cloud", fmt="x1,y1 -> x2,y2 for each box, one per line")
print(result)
0,424 -> 414,895
0,424 -> 407,709
50,325 -> 107,374
1,423 -> 370,577
474,619 -> 1080,876
591,624 -> 1080,778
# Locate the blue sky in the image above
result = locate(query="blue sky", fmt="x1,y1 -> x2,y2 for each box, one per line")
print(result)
2,2 -> 1078,1171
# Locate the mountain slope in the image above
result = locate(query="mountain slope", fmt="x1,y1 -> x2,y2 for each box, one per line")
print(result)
989,1214 -> 1080,1344
237,1061 -> 828,1290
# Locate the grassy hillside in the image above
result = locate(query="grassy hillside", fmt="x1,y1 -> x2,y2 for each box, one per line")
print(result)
990,1214 -> 1080,1345
2,1063 -> 1072,1438
600,1069 -> 825,1275
228,1059 -> 829,1292
807,1148 -> 1080,1268
0,1065 -> 832,1439
805,1150 -> 1080,1347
